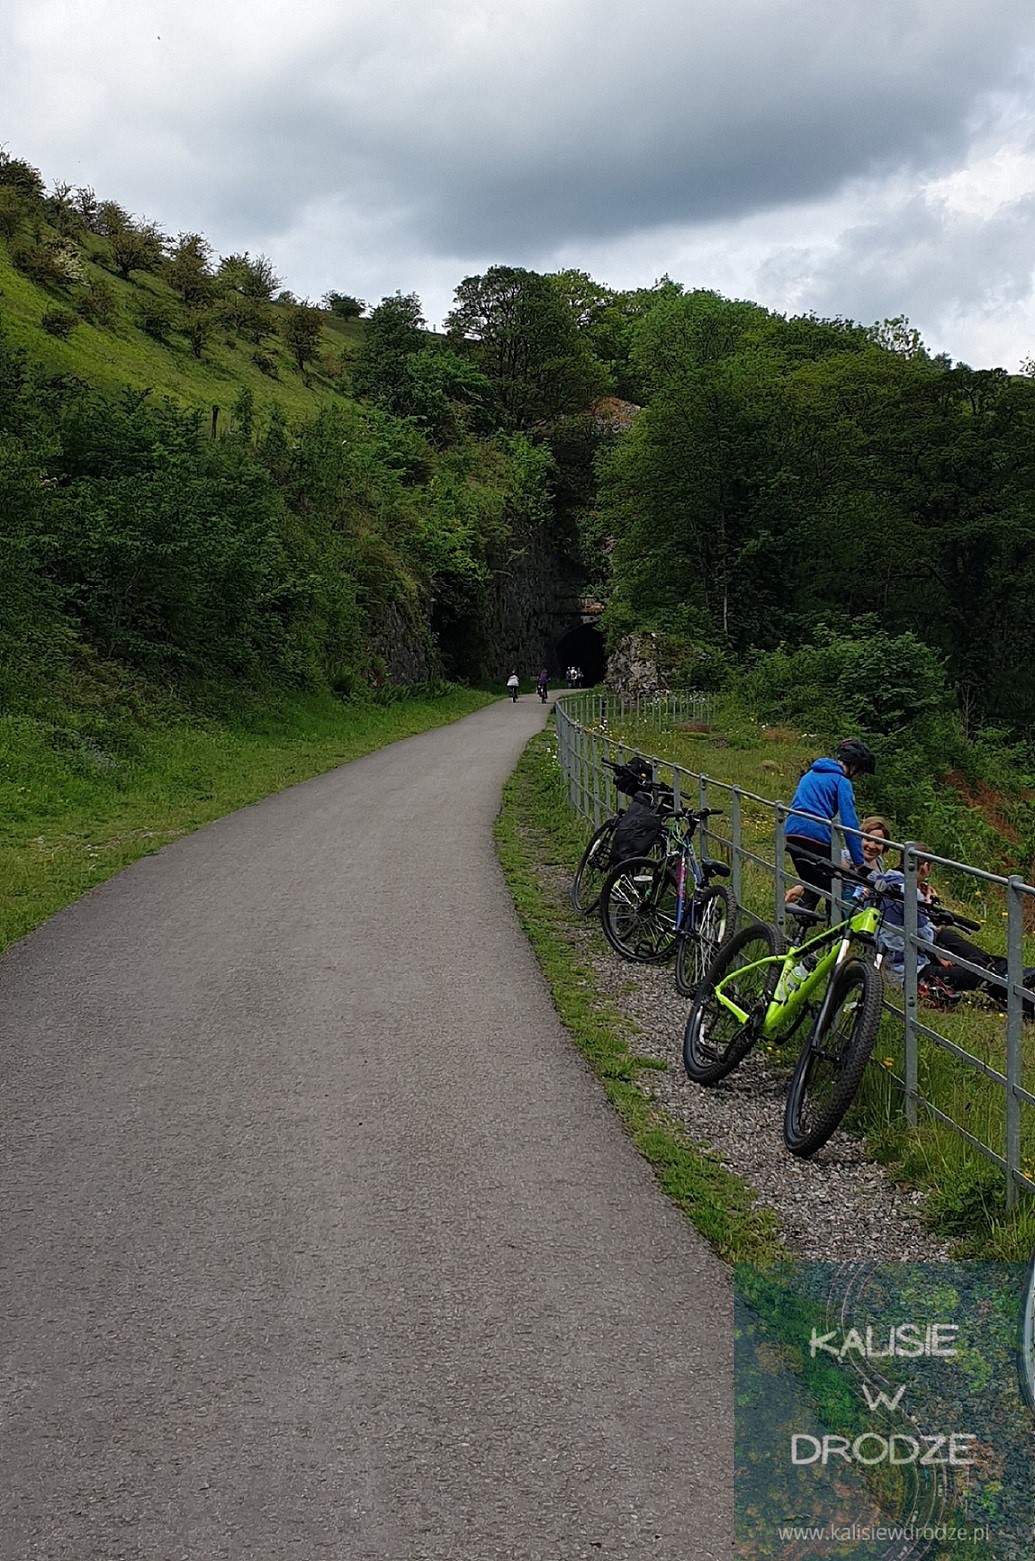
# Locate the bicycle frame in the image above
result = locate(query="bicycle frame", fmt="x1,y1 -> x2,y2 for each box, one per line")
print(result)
666,819 -> 706,935
714,903 -> 882,1038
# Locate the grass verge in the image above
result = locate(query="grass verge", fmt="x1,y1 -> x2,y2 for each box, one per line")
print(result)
1,684 -> 494,954
495,726 -> 784,1264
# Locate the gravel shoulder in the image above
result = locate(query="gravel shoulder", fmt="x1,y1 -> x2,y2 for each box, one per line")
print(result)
527,851 -> 951,1264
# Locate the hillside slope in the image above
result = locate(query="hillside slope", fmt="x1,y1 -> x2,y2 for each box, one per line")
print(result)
0,240 -> 362,422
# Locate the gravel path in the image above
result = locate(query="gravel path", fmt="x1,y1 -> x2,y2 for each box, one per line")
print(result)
535,855 -> 950,1263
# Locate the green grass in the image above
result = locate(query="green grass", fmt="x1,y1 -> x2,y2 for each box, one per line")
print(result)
0,685 -> 494,954
495,727 -> 784,1264
564,691 -> 1035,1257
0,242 -> 363,423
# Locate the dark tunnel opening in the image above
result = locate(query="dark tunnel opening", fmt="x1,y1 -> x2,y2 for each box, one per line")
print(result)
553,623 -> 606,685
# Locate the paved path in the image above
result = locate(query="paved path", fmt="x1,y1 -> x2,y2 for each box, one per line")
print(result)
2,696 -> 732,1560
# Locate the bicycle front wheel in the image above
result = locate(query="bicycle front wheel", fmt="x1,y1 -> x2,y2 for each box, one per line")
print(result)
571,819 -> 617,914
675,884 -> 737,996
683,921 -> 783,1084
783,958 -> 883,1157
600,856 -> 679,963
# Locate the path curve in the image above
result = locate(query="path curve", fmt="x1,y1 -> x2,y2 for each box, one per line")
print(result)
1,695 -> 732,1560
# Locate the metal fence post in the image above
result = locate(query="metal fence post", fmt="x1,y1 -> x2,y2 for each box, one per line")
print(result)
774,804 -> 787,937
731,789 -> 743,909
574,720 -> 584,815
590,731 -> 602,828
1006,876 -> 1025,1208
902,845 -> 919,1129
698,773 -> 710,856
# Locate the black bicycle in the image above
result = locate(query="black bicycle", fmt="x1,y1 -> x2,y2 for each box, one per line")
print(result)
570,757 -> 667,914
598,807 -> 734,970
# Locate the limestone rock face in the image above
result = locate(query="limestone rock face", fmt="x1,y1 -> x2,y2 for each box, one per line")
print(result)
605,633 -> 671,699
368,601 -> 441,686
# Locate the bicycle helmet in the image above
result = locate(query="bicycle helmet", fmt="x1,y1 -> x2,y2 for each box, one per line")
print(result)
835,738 -> 876,775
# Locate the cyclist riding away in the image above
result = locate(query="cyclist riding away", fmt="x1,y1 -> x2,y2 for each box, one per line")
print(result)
536,667 -> 549,701
784,738 -> 876,913
507,671 -> 520,703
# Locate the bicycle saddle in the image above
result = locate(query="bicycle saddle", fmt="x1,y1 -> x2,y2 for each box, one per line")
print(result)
702,859 -> 730,878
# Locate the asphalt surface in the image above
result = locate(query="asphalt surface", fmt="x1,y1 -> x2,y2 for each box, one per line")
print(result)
2,695 -> 733,1560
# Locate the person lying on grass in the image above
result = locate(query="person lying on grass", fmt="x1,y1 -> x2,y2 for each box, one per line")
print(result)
876,846 -> 1035,1013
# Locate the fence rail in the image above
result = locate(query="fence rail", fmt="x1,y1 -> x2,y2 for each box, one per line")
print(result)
555,692 -> 1035,1207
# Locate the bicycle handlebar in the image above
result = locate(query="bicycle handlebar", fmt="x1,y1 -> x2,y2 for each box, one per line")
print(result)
786,847 -> 983,932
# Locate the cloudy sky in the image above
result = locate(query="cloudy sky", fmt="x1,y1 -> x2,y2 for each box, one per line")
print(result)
5,0 -> 1035,366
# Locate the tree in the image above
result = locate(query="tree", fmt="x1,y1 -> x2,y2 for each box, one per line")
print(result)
110,222 -> 166,280
866,316 -> 927,360
182,305 -> 216,360
280,300 -> 323,374
0,150 -> 45,202
217,252 -> 281,300
95,200 -> 132,237
352,291 -> 426,405
166,233 -> 214,305
46,181 -> 84,237
445,265 -> 605,430
323,291 -> 365,320
73,186 -> 99,229
0,187 -> 31,241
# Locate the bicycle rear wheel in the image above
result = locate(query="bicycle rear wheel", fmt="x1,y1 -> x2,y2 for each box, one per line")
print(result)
683,921 -> 783,1084
571,818 -> 618,914
675,885 -> 737,996
600,856 -> 679,963
783,958 -> 883,1157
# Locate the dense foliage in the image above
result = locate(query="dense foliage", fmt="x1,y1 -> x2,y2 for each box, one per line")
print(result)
0,313 -> 563,708
597,288 -> 1035,734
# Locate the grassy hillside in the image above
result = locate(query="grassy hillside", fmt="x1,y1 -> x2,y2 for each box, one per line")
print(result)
0,238 -> 363,422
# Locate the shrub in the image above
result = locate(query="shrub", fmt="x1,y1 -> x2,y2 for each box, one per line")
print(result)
136,298 -> 174,342
48,241 -> 83,285
9,235 -> 69,288
75,277 -> 119,328
0,187 -> 31,240
182,305 -> 215,360
252,349 -> 279,378
0,151 -> 45,201
40,306 -> 79,339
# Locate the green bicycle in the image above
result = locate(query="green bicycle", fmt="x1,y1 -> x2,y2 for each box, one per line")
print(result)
683,885 -> 885,1157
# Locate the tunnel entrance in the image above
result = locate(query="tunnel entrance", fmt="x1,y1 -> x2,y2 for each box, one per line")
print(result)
554,623 -> 606,685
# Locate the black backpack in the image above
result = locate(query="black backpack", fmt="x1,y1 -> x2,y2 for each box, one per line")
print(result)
609,791 -> 665,864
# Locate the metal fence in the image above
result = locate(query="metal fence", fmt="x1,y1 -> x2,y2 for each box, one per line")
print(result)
572,689 -> 713,730
555,692 -> 1035,1207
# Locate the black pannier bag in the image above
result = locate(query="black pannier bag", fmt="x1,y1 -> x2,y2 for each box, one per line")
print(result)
609,791 -> 665,864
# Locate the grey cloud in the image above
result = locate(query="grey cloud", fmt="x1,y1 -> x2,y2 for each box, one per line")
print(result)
194,0 -> 1035,253
27,0 -> 1029,257
754,178 -> 1035,365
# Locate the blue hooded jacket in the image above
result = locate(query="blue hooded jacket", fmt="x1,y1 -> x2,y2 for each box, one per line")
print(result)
786,759 -> 865,866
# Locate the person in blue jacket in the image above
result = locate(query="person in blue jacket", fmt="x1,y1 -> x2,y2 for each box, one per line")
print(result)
784,739 -> 876,914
